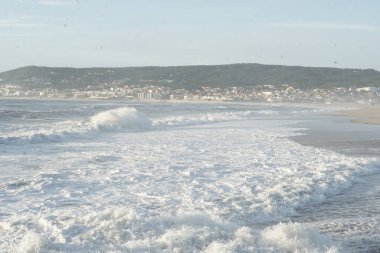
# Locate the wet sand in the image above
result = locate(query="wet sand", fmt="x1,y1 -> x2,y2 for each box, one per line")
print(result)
292,112 -> 380,157
291,110 -> 380,252
339,106 -> 380,125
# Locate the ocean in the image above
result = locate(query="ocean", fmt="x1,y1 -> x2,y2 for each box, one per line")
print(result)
0,99 -> 379,252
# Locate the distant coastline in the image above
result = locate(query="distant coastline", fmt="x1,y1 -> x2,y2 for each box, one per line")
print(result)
1,63 -> 380,90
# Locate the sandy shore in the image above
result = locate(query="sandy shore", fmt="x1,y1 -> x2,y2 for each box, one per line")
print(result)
338,106 -> 380,125
292,106 -> 380,157
291,106 -> 380,252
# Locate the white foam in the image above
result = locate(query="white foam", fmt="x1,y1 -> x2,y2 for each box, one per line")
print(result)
0,107 -> 153,145
91,107 -> 153,131
259,223 -> 340,253
0,120 -> 89,145
16,232 -> 45,253
1,104 -> 379,252
0,105 -> 325,145
0,107 -> 255,145
152,111 -> 252,128
0,210 -> 341,252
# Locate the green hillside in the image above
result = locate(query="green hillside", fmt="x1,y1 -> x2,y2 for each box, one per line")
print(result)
1,63 -> 379,89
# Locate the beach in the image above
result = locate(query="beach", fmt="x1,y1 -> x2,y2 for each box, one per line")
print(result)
292,105 -> 380,156
1,99 -> 380,252
291,107 -> 380,251
339,105 -> 380,125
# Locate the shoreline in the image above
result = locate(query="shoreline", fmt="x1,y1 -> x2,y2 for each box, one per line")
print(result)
337,105 -> 380,125
0,96 -> 362,108
291,106 -> 380,158
290,106 -> 380,252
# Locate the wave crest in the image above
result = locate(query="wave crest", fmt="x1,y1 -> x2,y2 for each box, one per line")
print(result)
1,106 -> 316,145
153,111 -> 252,128
91,107 -> 153,131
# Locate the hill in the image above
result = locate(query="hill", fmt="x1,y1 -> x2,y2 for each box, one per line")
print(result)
1,63 -> 380,90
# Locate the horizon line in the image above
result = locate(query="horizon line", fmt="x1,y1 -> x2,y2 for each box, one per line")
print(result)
2,62 -> 379,73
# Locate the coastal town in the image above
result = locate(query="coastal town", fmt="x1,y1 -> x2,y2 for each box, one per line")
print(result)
0,82 -> 379,105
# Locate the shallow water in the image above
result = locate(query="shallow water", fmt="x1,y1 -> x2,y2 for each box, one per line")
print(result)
294,173 -> 380,252
0,99 -> 379,252
292,115 -> 380,252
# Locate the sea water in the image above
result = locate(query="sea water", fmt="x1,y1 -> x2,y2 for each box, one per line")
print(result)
0,99 -> 378,252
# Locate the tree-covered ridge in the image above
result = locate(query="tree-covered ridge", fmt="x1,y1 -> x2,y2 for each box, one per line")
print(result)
1,63 -> 380,89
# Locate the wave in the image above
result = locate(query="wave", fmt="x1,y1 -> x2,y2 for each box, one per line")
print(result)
0,107 -> 151,145
153,111 -> 253,128
0,121 -> 90,145
2,110 -> 380,251
0,106 -> 322,145
91,107 -> 153,131
2,209 -> 341,252
0,107 -> 255,145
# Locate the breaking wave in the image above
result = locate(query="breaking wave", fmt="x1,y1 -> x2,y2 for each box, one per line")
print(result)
0,107 -> 255,145
0,121 -> 90,145
89,107 -> 256,130
1,102 -> 380,252
1,210 -> 341,253
0,106 -> 324,145
153,110 -> 253,128
91,107 -> 153,131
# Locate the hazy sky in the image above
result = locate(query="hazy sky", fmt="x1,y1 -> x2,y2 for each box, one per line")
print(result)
1,0 -> 379,71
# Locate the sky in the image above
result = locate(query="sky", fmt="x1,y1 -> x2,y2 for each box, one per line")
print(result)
0,0 -> 379,72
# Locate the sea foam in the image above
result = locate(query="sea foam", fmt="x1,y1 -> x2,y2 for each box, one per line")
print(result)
0,107 -> 255,145
1,116 -> 379,252
1,103 -> 379,252
0,106 -> 324,145
91,107 -> 153,131
1,209 -> 342,252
